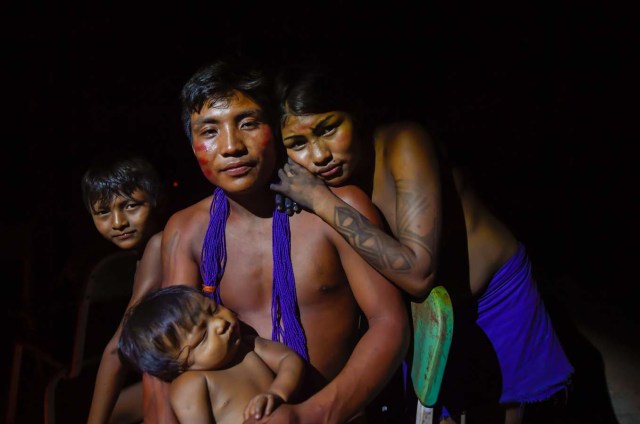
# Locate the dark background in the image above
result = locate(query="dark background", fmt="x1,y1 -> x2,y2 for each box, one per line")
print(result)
1,1 -> 636,421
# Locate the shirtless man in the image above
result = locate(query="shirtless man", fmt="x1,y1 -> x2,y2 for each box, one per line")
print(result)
143,57 -> 410,424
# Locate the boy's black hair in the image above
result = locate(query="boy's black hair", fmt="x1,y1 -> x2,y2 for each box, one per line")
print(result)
81,153 -> 164,214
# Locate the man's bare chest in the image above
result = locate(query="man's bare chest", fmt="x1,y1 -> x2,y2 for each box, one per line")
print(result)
214,217 -> 350,305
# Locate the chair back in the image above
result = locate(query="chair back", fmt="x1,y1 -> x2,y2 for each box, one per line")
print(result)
44,250 -> 138,423
411,286 -> 454,407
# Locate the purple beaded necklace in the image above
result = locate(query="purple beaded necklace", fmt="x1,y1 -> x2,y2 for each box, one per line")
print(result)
200,187 -> 308,360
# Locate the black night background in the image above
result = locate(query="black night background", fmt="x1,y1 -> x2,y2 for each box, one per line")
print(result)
2,2 -> 636,422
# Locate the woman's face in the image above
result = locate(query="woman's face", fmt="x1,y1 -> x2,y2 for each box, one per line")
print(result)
281,111 -> 359,187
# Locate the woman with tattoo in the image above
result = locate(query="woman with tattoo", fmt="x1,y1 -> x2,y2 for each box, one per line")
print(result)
271,64 -> 574,424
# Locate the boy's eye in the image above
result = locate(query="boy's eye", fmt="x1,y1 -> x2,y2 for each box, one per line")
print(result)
125,202 -> 142,210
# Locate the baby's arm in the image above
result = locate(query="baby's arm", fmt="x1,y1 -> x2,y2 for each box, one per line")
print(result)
170,372 -> 213,424
244,337 -> 305,421
244,392 -> 284,421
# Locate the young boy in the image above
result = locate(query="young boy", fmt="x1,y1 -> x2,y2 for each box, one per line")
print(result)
81,154 -> 165,255
63,154 -> 165,300
79,154 -> 169,423
119,285 -> 305,424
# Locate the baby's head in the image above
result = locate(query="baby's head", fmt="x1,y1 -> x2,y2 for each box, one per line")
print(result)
119,285 -> 241,382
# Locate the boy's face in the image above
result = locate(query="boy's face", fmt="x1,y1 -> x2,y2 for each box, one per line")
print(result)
281,110 -> 360,187
177,297 -> 242,371
190,91 -> 276,194
90,189 -> 153,250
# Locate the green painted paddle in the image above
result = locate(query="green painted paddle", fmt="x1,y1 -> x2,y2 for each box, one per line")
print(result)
411,285 -> 454,408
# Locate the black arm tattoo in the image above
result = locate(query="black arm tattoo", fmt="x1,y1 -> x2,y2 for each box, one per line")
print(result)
396,187 -> 436,255
333,181 -> 436,275
334,207 -> 414,273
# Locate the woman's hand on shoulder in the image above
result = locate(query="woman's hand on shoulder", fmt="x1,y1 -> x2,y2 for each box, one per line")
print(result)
270,159 -> 331,214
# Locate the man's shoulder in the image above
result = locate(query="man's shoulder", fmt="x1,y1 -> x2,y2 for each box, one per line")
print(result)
166,196 -> 213,228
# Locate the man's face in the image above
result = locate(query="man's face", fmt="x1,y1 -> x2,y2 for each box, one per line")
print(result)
90,189 -> 152,250
190,91 -> 276,194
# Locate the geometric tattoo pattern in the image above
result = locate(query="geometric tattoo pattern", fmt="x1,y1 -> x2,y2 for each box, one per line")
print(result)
334,206 -> 414,273
396,186 -> 435,257
333,182 -> 435,275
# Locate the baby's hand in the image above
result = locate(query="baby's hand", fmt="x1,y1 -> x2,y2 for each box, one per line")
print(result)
243,392 -> 284,421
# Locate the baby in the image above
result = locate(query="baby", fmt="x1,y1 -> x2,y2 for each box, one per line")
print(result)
118,285 -> 304,423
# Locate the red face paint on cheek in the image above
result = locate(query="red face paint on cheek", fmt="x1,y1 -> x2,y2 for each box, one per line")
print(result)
198,157 -> 207,165
202,168 -> 212,177
194,143 -> 207,153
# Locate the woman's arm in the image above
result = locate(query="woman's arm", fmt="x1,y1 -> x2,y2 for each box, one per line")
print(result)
272,122 -> 441,299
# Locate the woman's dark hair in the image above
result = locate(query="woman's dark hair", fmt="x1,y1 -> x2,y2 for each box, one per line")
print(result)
275,62 -> 369,137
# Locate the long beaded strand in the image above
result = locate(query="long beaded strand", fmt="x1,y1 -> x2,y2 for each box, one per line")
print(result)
200,187 -> 308,360
272,209 -> 308,360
